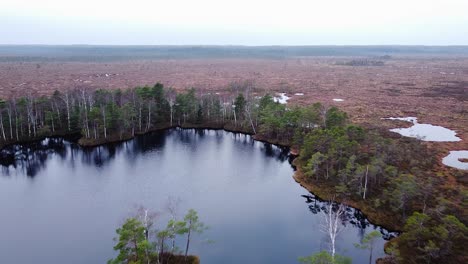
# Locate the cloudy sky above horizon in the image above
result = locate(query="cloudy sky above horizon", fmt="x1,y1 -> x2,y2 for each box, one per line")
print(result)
1,0 -> 468,45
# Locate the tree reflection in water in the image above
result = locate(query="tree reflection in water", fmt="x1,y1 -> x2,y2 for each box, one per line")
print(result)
0,138 -> 67,177
0,128 -> 395,263
301,194 -> 398,240
0,129 -> 396,243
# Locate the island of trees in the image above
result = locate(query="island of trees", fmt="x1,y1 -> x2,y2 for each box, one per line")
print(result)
109,208 -> 205,264
0,83 -> 466,263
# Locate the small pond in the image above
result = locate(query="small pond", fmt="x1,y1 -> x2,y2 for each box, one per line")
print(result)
384,117 -> 461,142
442,150 -> 468,170
273,93 -> 291,104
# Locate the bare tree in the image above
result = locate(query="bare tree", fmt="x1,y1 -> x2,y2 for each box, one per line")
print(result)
60,91 -> 71,131
11,98 -> 19,140
79,88 -> 91,138
246,108 -> 256,133
146,100 -> 152,132
6,101 -> 13,139
166,88 -> 177,126
165,196 -> 182,254
232,99 -> 237,126
363,165 -> 369,200
101,105 -> 107,138
0,108 -> 6,141
25,94 -> 36,137
320,199 -> 347,258
135,205 -> 160,264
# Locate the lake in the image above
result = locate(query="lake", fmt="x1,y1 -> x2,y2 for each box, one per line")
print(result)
0,128 -> 394,264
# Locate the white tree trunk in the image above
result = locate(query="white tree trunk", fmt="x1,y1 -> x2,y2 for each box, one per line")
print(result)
81,89 -> 90,138
147,103 -> 151,131
14,104 -> 19,140
102,106 -> 107,139
320,200 -> 346,258
233,108 -> 237,126
363,165 -> 369,200
246,108 -> 256,134
7,106 -> 13,139
169,100 -> 174,126
139,106 -> 142,132
62,93 -> 71,131
0,112 -> 6,140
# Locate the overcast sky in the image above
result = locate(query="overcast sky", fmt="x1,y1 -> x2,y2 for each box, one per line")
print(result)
1,0 -> 467,45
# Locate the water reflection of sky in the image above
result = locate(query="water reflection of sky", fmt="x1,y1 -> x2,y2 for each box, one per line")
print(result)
442,150 -> 468,170
384,117 -> 461,142
0,129 -> 394,264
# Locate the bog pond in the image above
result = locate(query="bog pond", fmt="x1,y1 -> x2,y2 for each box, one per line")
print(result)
0,129 -> 394,264
442,151 -> 468,170
384,117 -> 467,170
384,117 -> 461,142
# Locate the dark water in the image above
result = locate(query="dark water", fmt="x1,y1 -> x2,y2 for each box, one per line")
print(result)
0,129 -> 395,264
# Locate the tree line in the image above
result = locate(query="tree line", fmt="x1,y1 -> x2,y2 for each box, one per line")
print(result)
1,83 -> 465,263
0,83 -> 340,145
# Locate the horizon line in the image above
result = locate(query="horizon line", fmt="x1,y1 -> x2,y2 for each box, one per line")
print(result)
1,44 -> 468,47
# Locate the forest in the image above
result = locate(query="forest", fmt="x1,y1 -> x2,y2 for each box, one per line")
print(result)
0,83 -> 466,263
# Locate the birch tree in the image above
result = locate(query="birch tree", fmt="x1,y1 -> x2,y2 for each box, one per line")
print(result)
320,200 -> 347,258
7,101 -> 13,139
80,88 -> 90,138
0,99 -> 6,140
59,90 -> 72,131
135,206 -> 159,264
165,196 -> 181,253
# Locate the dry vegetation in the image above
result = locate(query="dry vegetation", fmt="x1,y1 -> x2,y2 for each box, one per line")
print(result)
1,55 -> 467,175
1,49 -> 467,263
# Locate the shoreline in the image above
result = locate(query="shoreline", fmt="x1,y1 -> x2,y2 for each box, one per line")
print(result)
0,122 -> 294,151
1,123 -> 401,262
0,123 -> 400,234
291,163 -> 402,232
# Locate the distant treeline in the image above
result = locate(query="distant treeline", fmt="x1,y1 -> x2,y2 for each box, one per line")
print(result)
1,45 -> 468,62
335,59 -> 385,66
